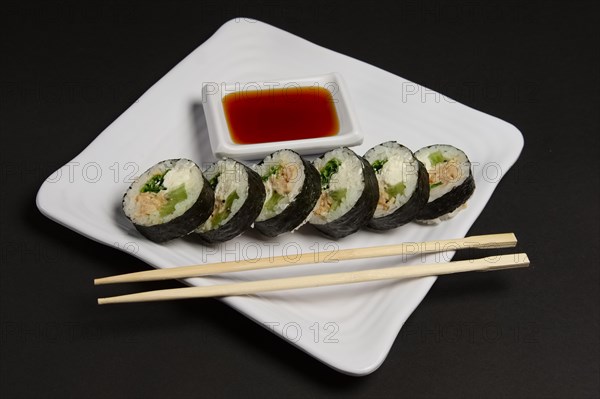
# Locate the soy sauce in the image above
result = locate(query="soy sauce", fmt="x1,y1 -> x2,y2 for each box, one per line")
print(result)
223,86 -> 340,144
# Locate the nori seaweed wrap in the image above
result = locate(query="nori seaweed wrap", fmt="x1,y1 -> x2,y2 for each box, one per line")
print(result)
194,158 -> 265,244
122,159 -> 214,243
364,141 -> 430,230
309,147 -> 379,239
414,144 -> 476,223
254,150 -> 321,237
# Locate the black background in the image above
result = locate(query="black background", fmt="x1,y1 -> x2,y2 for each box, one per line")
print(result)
1,1 -> 599,398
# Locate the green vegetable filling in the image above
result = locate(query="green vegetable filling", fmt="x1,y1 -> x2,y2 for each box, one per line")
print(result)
372,159 -> 388,173
264,192 -> 284,212
141,170 -> 169,193
159,184 -> 188,217
428,151 -> 447,166
262,165 -> 282,182
430,181 -> 443,189
320,158 -> 342,188
212,191 -> 239,227
329,188 -> 347,211
385,182 -> 406,198
209,174 -> 220,190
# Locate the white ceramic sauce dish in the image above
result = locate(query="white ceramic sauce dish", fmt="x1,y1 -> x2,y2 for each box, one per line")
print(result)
201,73 -> 363,160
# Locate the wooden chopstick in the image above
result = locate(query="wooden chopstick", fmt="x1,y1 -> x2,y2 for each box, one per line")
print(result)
94,233 -> 517,285
97,253 -> 529,304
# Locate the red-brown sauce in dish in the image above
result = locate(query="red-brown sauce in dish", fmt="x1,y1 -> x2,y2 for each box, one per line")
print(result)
223,86 -> 340,144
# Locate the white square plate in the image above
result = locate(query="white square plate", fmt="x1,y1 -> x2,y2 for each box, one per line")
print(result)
36,19 -> 523,375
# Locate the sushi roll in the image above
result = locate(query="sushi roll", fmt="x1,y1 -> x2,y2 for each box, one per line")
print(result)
309,147 -> 379,239
364,142 -> 430,230
194,158 -> 265,244
254,150 -> 321,237
414,144 -> 476,224
122,159 -> 214,242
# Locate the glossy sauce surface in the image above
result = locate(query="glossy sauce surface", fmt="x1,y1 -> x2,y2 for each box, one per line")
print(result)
223,86 -> 340,144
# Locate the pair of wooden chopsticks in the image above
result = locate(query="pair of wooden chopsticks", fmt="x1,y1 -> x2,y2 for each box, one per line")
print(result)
96,233 -> 528,305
